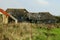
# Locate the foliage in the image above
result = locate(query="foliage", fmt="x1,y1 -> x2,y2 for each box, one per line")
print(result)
0,15 -> 60,40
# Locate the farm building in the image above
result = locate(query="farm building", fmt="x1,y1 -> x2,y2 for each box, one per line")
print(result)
0,8 -> 57,24
6,8 -> 28,22
27,12 -> 57,23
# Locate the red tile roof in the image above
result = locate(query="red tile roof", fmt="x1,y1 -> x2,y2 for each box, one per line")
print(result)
0,9 -> 10,16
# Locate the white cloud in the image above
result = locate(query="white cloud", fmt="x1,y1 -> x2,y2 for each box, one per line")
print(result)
37,0 -> 49,5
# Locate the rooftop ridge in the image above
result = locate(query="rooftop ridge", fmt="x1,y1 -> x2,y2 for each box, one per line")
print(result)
6,8 -> 26,9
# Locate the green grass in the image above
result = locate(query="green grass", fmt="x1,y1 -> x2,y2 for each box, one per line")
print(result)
0,16 -> 60,40
0,23 -> 60,40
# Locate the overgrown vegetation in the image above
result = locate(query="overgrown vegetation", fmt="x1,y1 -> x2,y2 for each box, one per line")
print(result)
0,15 -> 60,40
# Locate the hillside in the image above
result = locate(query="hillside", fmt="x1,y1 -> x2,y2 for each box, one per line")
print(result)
0,15 -> 60,40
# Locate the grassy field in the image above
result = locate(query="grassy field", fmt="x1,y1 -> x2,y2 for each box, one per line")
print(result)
0,15 -> 60,40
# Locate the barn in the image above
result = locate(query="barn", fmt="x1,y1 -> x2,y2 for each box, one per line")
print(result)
6,8 -> 28,23
27,12 -> 57,23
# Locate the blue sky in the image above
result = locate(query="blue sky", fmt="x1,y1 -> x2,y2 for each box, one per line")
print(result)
0,0 -> 60,16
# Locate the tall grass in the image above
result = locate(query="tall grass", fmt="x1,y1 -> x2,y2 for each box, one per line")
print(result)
0,15 -> 60,40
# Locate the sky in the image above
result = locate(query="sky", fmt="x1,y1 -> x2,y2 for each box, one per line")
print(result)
0,0 -> 60,16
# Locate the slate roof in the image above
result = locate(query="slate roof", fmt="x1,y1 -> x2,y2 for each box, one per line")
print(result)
6,8 -> 28,15
6,8 -> 57,21
6,8 -> 28,21
27,12 -> 56,20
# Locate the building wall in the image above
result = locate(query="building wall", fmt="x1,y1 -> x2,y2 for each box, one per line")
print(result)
3,14 -> 8,24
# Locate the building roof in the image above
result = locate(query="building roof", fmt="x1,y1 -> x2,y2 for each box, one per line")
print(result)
27,12 -> 56,20
6,8 -> 57,21
6,8 -> 28,13
0,9 -> 10,16
6,8 -> 29,21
